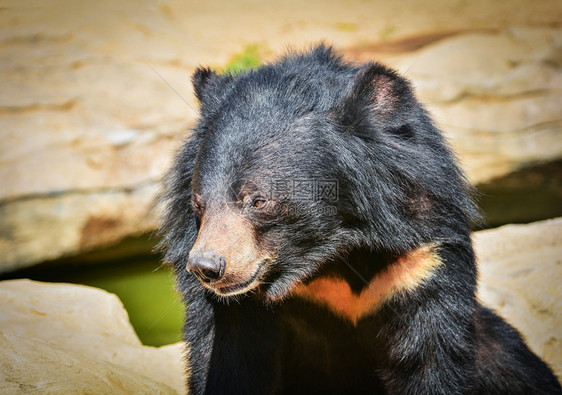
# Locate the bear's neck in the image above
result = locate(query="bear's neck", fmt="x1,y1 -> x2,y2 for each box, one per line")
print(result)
309,247 -> 399,294
290,244 -> 445,325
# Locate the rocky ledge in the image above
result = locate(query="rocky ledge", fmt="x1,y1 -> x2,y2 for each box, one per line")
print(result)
0,280 -> 186,394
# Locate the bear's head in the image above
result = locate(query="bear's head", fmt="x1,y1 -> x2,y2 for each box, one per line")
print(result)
159,45 -> 477,301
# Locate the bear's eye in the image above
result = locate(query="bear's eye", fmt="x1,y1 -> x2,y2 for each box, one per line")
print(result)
192,198 -> 203,213
252,198 -> 267,209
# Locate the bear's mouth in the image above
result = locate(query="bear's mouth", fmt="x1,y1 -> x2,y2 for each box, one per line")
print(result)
212,265 -> 262,296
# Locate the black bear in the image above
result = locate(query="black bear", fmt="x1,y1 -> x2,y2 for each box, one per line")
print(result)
159,45 -> 561,394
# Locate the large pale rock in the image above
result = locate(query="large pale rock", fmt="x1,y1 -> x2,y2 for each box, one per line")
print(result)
398,29 -> 562,184
1,0 -> 561,271
475,218 -> 562,380
0,184 -> 159,273
0,279 -> 186,394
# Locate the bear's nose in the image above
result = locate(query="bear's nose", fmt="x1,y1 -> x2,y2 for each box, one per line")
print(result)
187,253 -> 225,283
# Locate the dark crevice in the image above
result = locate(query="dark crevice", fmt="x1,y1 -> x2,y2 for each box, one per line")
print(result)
476,160 -> 562,228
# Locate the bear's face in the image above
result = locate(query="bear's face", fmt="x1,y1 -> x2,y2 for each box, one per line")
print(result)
188,111 -> 351,299
160,46 -> 476,302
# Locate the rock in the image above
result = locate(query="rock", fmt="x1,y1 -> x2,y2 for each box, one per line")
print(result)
350,27 -> 562,184
475,217 -> 562,381
1,1 -> 561,271
0,184 -> 160,273
0,279 -> 186,394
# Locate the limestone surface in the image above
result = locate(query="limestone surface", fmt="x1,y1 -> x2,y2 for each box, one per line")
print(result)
0,279 -> 186,394
476,218 -> 562,381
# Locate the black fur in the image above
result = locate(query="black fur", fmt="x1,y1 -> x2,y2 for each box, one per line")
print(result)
159,45 -> 561,394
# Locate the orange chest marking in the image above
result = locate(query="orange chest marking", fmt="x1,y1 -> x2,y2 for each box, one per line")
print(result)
291,245 -> 442,325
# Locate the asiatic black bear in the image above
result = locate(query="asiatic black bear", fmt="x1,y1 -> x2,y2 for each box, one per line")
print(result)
159,45 -> 561,394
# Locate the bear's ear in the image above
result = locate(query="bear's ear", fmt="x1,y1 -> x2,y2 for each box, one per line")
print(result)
192,67 -> 219,103
342,63 -> 417,135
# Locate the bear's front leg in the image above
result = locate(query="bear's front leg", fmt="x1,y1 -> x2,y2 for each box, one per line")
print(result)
371,298 -> 477,394
365,243 -> 478,394
183,281 -> 281,394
